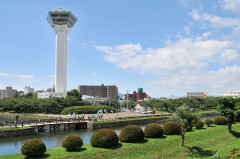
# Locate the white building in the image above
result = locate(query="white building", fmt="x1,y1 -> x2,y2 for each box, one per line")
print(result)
24,86 -> 34,94
222,90 -> 240,98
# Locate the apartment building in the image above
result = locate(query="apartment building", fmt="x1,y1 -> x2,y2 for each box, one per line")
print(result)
124,88 -> 147,102
222,90 -> 240,98
0,86 -> 17,99
77,84 -> 118,99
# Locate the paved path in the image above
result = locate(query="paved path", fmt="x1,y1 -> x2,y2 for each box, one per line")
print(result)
36,112 -> 171,120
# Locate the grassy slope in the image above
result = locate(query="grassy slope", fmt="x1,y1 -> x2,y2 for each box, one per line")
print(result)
2,123 -> 240,159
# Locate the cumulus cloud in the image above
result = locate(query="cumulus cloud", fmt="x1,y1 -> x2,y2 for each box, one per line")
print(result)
221,0 -> 240,13
145,65 -> 240,97
95,37 -> 237,75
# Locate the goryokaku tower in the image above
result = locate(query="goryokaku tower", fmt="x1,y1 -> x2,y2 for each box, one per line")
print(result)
46,9 -> 77,97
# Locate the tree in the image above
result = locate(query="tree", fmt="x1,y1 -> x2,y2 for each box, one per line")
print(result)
218,97 -> 240,133
67,89 -> 82,101
168,106 -> 199,146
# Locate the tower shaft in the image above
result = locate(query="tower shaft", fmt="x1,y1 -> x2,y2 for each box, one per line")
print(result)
53,24 -> 71,93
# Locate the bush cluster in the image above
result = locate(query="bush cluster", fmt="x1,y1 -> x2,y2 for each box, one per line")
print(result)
119,125 -> 144,142
214,116 -> 227,125
61,106 -> 116,114
193,120 -> 204,129
162,122 -> 181,135
21,138 -> 46,158
204,119 -> 213,127
62,134 -> 83,151
90,129 -> 119,148
144,123 -> 163,138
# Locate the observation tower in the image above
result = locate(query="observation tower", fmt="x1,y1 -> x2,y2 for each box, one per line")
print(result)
49,9 -> 78,97
38,9 -> 78,98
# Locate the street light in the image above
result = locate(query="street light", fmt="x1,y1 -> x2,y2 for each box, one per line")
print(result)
126,90 -> 130,110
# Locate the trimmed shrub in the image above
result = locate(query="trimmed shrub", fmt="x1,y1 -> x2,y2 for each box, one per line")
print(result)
214,116 -> 227,125
193,120 -> 204,129
144,123 -> 163,138
61,106 -> 116,114
21,138 -> 46,158
62,134 -> 83,151
162,122 -> 181,135
119,125 -> 144,142
90,129 -> 119,148
204,119 -> 213,127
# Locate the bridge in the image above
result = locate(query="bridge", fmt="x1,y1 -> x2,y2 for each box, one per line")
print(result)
1,119 -> 89,132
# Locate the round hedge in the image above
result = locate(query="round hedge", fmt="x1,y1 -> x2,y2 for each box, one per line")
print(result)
214,116 -> 227,125
119,125 -> 144,142
21,138 -> 46,158
162,122 -> 181,135
144,123 -> 163,138
204,119 -> 213,127
62,134 -> 83,151
90,129 -> 119,148
193,120 -> 204,129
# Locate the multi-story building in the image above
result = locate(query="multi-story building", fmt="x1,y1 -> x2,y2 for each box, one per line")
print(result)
24,86 -> 34,94
0,86 -> 17,99
222,90 -> 240,98
77,84 -> 118,99
124,88 -> 147,102
187,92 -> 207,98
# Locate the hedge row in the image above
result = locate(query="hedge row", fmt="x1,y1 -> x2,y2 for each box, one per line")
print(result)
61,106 -> 116,114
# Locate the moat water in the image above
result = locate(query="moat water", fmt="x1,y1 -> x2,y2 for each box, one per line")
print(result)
0,116 -> 217,156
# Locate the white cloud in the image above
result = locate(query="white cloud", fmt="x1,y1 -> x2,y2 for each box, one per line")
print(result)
0,72 -> 34,81
190,9 -> 240,31
184,27 -> 191,34
145,65 -> 240,97
95,37 -> 236,75
221,0 -> 240,13
202,32 -> 211,38
220,49 -> 239,61
91,72 -> 97,77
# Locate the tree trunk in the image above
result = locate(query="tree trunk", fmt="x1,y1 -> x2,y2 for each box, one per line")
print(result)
181,129 -> 185,146
228,117 -> 233,133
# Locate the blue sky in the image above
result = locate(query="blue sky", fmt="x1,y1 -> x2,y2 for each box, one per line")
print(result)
1,0 -> 240,98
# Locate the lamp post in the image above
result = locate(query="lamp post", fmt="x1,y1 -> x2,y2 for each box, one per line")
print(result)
126,90 -> 130,110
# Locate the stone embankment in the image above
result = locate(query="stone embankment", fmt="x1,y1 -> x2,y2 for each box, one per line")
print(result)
0,128 -> 36,138
87,112 -> 220,129
87,117 -> 169,129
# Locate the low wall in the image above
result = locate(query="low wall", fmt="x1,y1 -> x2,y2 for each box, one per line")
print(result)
0,114 -> 42,121
88,112 -> 220,129
0,128 -> 37,138
200,112 -> 220,117
87,117 -> 168,129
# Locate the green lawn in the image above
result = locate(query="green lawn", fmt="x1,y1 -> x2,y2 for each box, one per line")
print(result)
2,122 -> 240,159
0,126 -> 32,131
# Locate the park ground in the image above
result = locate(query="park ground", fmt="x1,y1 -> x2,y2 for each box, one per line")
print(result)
2,121 -> 240,159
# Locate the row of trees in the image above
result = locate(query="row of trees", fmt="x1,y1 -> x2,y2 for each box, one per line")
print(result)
0,90 -> 91,113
